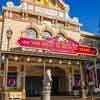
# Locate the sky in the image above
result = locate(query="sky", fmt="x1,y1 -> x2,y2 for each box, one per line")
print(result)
0,0 -> 100,35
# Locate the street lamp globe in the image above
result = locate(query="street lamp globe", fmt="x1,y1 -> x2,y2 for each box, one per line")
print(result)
6,27 -> 13,40
6,27 -> 13,50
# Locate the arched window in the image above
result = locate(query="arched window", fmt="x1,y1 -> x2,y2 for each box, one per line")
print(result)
26,28 -> 37,39
58,33 -> 66,41
42,31 -> 52,39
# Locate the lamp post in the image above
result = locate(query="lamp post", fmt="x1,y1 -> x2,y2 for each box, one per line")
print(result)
3,27 -> 13,100
80,61 -> 87,99
6,27 -> 13,51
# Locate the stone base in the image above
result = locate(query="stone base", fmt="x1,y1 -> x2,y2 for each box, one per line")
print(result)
41,86 -> 51,100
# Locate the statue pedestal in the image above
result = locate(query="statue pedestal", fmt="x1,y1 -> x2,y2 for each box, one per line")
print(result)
41,85 -> 51,100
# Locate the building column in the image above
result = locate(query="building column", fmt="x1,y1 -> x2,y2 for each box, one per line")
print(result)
22,65 -> 26,99
80,61 -> 86,99
3,57 -> 8,100
17,66 -> 21,90
68,62 -> 74,96
68,75 -> 73,95
94,59 -> 98,87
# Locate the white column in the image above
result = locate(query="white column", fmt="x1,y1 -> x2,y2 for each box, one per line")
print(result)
68,75 -> 72,94
17,67 -> 21,89
4,57 -> 9,100
5,58 -> 8,89
80,62 -> 86,99
68,62 -> 74,95
22,65 -> 26,99
94,59 -> 98,87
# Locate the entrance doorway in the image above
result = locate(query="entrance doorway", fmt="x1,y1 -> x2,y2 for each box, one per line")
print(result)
25,76 -> 42,97
51,77 -> 59,95
25,67 -> 67,97
51,67 -> 67,96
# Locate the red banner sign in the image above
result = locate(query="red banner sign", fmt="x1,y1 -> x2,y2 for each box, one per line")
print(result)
17,37 -> 97,55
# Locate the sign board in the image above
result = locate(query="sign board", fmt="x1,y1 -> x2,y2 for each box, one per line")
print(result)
17,37 -> 97,56
9,92 -> 22,99
35,6 -> 64,18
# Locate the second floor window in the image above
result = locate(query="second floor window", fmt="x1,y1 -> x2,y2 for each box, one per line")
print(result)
42,31 -> 52,39
58,33 -> 66,41
26,28 -> 37,39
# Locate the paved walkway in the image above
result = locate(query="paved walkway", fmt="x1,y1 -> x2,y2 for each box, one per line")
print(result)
26,96 -> 100,100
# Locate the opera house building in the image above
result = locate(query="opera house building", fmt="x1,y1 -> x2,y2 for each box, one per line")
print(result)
0,0 -> 100,100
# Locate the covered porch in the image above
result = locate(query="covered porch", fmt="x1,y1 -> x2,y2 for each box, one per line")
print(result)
0,51 -> 98,100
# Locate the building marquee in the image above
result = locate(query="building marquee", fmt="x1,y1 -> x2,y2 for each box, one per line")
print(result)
18,36 -> 97,56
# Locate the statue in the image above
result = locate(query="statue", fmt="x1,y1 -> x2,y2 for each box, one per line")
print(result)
42,69 -> 52,100
43,69 -> 52,87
